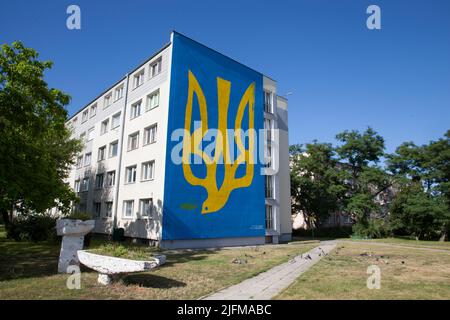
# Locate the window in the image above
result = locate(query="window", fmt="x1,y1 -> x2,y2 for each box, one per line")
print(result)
104,93 -> 112,109
133,69 -> 145,89
265,204 -> 273,229
115,85 -> 124,101
95,173 -> 104,189
72,117 -> 78,127
111,112 -> 121,129
105,202 -> 113,218
82,109 -> 89,123
146,90 -> 159,111
87,127 -> 95,141
74,180 -> 80,192
128,132 -> 139,151
139,198 -> 153,218
101,119 -> 109,135
143,124 -> 157,145
109,140 -> 118,158
76,155 -> 83,168
264,119 -> 273,142
265,175 -> 274,198
81,177 -> 89,192
98,146 -> 106,161
150,58 -> 162,78
130,100 -> 141,119
90,104 -> 97,118
79,132 -> 86,142
141,161 -> 155,181
265,145 -> 272,167
123,200 -> 134,218
106,170 -> 115,187
264,91 -> 273,113
94,202 -> 101,218
84,153 -> 92,166
125,165 -> 137,184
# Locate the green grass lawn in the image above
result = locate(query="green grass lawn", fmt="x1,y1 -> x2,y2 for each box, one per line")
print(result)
276,242 -> 450,300
0,225 -> 317,300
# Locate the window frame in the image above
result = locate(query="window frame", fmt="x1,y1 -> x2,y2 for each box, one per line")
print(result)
114,85 -> 124,101
84,152 -> 92,166
133,69 -> 145,89
98,145 -> 106,162
101,119 -> 109,135
141,160 -> 155,181
103,93 -> 112,109
125,165 -> 137,184
149,57 -> 162,78
123,200 -> 134,218
111,112 -> 121,129
143,124 -> 157,145
87,127 -> 95,141
265,204 -> 274,230
81,109 -> 89,123
90,104 -> 97,118
139,198 -> 153,219
105,201 -> 113,218
95,173 -> 104,189
106,170 -> 115,187
146,89 -> 160,111
109,140 -> 118,158
127,131 -> 140,151
130,100 -> 142,119
264,91 -> 273,114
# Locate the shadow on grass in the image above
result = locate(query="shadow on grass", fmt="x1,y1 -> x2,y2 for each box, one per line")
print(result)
0,225 -> 220,283
0,239 -> 61,281
122,273 -> 186,288
163,250 -> 220,267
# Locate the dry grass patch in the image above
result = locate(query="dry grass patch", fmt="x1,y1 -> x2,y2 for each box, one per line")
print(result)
275,242 -> 450,300
341,238 -> 450,250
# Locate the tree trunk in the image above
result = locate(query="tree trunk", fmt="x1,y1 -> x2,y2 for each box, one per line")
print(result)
1,208 -> 10,226
439,230 -> 447,242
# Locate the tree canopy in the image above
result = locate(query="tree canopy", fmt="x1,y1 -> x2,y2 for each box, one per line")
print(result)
0,41 -> 81,224
291,128 -> 450,240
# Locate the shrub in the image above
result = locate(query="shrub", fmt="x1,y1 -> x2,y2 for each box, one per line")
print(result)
352,219 -> 391,239
64,211 -> 92,221
293,226 -> 353,238
6,215 -> 58,242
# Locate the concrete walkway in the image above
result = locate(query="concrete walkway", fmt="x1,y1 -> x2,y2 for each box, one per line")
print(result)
202,240 -> 337,300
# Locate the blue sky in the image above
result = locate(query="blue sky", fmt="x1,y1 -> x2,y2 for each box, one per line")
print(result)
1,0 -> 449,153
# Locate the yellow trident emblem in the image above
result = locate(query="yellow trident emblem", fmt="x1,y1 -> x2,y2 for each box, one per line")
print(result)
182,70 -> 255,214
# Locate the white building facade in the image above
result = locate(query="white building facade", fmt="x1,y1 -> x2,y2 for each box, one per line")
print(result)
67,32 -> 291,249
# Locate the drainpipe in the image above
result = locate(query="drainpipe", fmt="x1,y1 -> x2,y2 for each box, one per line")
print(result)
112,73 -> 130,231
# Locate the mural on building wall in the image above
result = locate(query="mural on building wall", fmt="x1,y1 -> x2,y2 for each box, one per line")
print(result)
182,70 -> 256,214
162,32 -> 265,240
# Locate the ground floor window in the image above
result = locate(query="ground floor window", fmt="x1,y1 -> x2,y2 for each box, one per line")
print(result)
265,204 -> 273,230
140,198 -> 153,218
265,175 -> 274,198
105,201 -> 113,218
94,202 -> 101,218
123,200 -> 134,218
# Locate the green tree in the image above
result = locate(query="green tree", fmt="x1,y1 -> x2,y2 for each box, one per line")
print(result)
387,130 -> 450,240
0,41 -> 81,225
290,142 -> 347,228
335,127 -> 391,237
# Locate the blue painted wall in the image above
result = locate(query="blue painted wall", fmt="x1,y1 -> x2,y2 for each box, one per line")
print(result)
162,32 -> 265,240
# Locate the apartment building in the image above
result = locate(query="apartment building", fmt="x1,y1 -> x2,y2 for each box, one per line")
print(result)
67,31 -> 291,249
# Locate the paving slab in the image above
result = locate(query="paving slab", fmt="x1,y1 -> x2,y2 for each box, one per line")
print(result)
202,240 -> 337,300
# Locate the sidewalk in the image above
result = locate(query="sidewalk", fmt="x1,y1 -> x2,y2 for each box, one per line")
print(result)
202,240 -> 337,300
